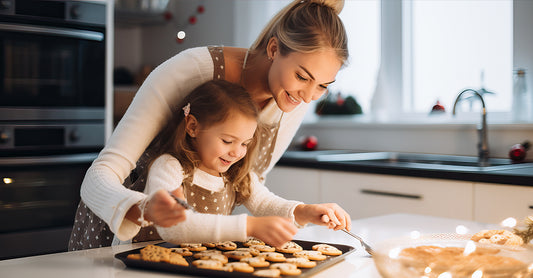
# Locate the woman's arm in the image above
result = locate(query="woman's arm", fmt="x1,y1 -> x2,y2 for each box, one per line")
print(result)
80,47 -> 214,240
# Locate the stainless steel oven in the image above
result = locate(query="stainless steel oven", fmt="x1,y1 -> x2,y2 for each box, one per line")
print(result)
0,0 -> 107,259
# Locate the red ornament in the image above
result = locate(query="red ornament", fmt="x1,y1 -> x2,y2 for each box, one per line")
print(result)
302,136 -> 318,151
176,38 -> 184,44
197,5 -> 205,14
509,141 -> 530,162
188,15 -> 197,25
163,11 -> 173,21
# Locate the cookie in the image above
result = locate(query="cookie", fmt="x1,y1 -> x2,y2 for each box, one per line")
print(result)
140,245 -> 171,262
294,250 -> 327,261
167,252 -> 189,266
169,247 -> 193,257
236,247 -> 260,256
126,253 -> 141,260
270,262 -> 302,276
312,243 -> 343,256
257,252 -> 286,262
192,259 -> 224,270
180,243 -> 207,252
240,256 -> 270,268
275,241 -> 303,254
193,249 -> 222,259
243,237 -> 265,247
471,230 -> 524,246
195,253 -> 228,264
224,250 -> 253,260
286,257 -> 317,268
225,262 -> 255,273
250,244 -> 275,253
253,268 -> 281,277
216,241 -> 238,251
202,242 -> 216,248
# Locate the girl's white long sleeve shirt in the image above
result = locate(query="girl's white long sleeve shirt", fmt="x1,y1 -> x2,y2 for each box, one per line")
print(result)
80,47 -> 309,241
144,154 -> 303,243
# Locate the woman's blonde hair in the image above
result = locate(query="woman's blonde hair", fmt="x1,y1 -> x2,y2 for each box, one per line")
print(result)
147,80 -> 260,204
251,0 -> 348,65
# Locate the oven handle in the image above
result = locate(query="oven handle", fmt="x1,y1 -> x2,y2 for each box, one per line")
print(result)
0,153 -> 98,166
0,23 -> 104,41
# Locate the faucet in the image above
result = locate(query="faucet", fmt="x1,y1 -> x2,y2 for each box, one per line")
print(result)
452,89 -> 489,166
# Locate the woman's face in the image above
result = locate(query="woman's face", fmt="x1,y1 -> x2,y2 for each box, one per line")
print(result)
194,112 -> 257,177
268,48 -> 342,113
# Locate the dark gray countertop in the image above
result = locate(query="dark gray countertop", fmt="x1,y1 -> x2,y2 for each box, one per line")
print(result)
276,150 -> 533,186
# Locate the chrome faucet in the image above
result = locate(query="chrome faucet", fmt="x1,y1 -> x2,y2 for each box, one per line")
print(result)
452,89 -> 489,166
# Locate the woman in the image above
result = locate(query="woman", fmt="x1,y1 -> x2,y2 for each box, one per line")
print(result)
69,0 -> 349,250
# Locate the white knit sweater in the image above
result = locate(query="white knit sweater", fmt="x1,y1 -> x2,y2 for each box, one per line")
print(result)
80,47 -> 309,240
145,154 -> 302,243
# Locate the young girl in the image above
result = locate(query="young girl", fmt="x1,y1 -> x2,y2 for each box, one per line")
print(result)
139,80 -> 343,247
71,0 -> 351,250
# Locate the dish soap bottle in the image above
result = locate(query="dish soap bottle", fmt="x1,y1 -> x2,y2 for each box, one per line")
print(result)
512,69 -> 530,122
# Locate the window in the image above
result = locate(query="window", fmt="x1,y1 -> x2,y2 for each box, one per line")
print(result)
403,0 -> 513,114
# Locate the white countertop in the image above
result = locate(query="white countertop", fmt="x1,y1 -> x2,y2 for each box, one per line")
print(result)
0,213 -> 499,278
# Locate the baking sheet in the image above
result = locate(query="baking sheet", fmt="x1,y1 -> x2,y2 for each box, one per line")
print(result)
115,239 -> 356,277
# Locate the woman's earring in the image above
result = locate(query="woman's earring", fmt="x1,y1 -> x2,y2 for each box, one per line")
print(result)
267,56 -> 273,61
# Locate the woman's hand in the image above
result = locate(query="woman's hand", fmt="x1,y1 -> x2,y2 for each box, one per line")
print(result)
293,203 -> 352,231
246,216 -> 298,248
144,188 -> 187,227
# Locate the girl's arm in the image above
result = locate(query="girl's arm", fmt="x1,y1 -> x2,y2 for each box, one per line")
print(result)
243,173 -> 303,223
79,47 -> 214,240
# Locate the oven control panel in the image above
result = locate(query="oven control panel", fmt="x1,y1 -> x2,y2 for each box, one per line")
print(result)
0,124 -> 104,150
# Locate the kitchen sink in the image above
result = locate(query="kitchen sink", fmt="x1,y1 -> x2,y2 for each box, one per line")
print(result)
314,152 -> 533,171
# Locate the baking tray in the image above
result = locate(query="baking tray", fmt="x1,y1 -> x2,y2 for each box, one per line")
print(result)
115,239 -> 356,277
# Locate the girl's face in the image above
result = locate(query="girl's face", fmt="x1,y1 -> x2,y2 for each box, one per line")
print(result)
194,112 -> 257,176
268,48 -> 342,113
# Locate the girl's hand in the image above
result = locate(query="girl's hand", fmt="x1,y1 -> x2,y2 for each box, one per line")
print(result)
145,188 -> 187,227
246,216 -> 298,248
293,203 -> 352,231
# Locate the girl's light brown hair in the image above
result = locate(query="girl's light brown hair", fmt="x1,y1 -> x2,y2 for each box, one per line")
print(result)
147,80 -> 260,204
251,0 -> 348,65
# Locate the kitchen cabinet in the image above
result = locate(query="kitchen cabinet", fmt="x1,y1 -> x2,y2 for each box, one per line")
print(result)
319,170 -> 473,221
474,183 -> 533,224
267,166 -> 474,221
265,167 -> 321,204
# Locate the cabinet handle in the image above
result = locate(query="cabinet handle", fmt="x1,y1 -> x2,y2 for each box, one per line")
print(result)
529,206 -> 533,210
360,189 -> 422,200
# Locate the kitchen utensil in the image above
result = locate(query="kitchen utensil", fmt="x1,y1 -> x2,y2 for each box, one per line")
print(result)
373,233 -> 533,278
320,214 -> 374,256
168,191 -> 194,211
342,229 -> 374,256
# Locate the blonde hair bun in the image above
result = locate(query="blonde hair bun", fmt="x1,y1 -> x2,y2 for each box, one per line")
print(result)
309,0 -> 344,14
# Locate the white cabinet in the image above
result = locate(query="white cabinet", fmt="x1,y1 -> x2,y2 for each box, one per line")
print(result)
474,183 -> 533,224
264,166 -> 321,204
319,170 -> 474,221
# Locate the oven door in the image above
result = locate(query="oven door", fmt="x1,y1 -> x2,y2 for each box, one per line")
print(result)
0,153 -> 97,259
0,21 -> 105,109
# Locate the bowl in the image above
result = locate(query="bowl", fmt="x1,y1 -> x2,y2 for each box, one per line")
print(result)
372,233 -> 533,278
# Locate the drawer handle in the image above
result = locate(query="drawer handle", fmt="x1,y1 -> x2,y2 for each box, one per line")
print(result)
360,189 -> 422,200
529,206 -> 533,210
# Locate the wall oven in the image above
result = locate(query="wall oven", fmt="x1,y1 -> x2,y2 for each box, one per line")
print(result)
0,0 -> 107,259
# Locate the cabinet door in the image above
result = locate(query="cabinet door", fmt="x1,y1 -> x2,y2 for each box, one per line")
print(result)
474,183 -> 533,224
320,171 -> 474,220
264,166 -> 321,204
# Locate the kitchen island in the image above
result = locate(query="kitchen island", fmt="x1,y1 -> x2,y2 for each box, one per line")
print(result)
0,214 -> 500,278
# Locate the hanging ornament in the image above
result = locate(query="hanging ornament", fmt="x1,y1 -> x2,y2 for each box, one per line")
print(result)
197,5 -> 205,14
188,15 -> 197,25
